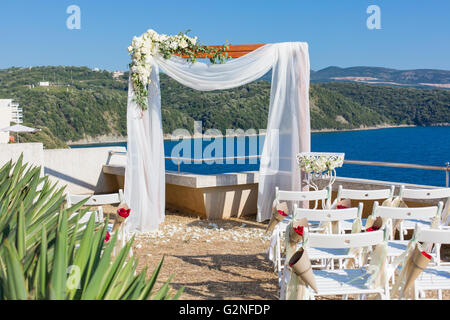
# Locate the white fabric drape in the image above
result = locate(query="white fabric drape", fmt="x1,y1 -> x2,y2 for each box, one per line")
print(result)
125,42 -> 311,232
125,63 -> 166,233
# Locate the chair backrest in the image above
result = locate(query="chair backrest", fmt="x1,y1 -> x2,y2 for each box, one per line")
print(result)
304,227 -> 385,249
276,186 -> 331,202
399,186 -> 450,200
67,189 -> 124,207
294,203 -> 362,222
415,225 -> 450,244
336,185 -> 395,201
372,201 -> 443,220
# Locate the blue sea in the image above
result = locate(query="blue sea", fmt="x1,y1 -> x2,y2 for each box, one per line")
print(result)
72,126 -> 450,187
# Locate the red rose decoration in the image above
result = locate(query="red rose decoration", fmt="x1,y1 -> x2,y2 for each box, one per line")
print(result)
118,207 -> 131,218
337,204 -> 349,210
421,251 -> 432,260
104,231 -> 111,242
293,226 -> 304,236
277,210 -> 288,217
366,226 -> 380,232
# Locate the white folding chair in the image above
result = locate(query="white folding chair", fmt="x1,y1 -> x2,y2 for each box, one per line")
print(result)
66,190 -> 129,253
276,186 -> 332,210
288,203 -> 364,271
282,228 -> 390,300
398,186 -> 450,232
269,187 -> 332,277
372,201 -> 443,261
408,226 -> 450,300
66,190 -> 124,225
333,185 -> 395,232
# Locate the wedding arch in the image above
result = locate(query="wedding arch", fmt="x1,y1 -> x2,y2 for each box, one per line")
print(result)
124,30 -> 311,233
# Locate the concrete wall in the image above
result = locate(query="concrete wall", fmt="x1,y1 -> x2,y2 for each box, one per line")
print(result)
0,143 -> 44,170
0,143 -> 126,195
44,146 -> 126,195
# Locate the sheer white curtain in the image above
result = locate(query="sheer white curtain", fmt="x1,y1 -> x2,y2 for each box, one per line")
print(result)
125,42 -> 310,233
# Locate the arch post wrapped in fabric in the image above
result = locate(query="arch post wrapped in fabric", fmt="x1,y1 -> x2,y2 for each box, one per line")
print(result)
125,42 -> 311,233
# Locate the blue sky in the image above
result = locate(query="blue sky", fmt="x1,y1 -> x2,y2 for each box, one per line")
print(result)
0,0 -> 449,71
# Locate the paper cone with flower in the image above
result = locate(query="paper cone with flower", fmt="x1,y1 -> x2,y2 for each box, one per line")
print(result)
289,218 -> 308,246
266,202 -> 289,233
113,203 -> 131,232
288,248 -> 318,295
392,243 -> 432,299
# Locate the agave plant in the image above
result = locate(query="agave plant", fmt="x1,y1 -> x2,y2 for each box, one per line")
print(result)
0,155 -> 183,300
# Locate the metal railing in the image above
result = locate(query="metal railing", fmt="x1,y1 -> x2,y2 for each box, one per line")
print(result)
107,151 -> 450,187
344,160 -> 450,187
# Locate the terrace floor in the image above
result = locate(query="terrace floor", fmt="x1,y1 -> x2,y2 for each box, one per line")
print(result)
104,206 -> 450,300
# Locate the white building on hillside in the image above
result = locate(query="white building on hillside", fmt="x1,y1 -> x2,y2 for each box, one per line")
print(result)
112,71 -> 124,79
0,99 -> 23,143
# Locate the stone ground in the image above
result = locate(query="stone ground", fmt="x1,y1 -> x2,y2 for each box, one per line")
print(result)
104,206 -> 450,300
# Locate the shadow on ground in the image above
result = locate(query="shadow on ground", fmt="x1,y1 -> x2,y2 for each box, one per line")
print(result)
170,252 -> 278,300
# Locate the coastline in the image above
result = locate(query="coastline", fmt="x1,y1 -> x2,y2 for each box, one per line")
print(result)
310,123 -> 418,134
66,123 -> 448,146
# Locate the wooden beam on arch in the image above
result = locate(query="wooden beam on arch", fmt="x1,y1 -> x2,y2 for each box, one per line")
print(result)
176,44 -> 265,59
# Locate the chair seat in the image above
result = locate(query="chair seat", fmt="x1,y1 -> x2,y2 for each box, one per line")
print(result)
279,247 -> 355,271
309,247 -> 354,260
415,265 -> 450,291
277,217 -> 322,230
401,219 -> 431,230
313,268 -> 384,297
341,219 -> 367,231
387,240 -> 409,257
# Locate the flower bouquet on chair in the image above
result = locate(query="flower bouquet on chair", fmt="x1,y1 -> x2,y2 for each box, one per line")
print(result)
392,243 -> 432,299
113,203 -> 131,232
289,218 -> 308,246
364,216 -> 383,233
266,202 -> 289,233
335,198 -> 351,210
287,248 -> 318,299
110,203 -> 131,256
282,218 -> 309,259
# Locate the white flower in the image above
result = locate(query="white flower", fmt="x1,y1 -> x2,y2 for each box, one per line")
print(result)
169,41 -> 178,49
146,29 -> 157,39
142,44 -> 152,56
179,38 -> 188,49
190,36 -> 198,44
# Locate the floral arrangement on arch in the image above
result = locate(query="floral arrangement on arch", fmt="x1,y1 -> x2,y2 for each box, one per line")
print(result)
128,29 -> 230,111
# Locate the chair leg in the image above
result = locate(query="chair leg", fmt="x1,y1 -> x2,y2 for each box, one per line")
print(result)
399,222 -> 404,241
414,287 -> 420,300
435,244 -> 441,266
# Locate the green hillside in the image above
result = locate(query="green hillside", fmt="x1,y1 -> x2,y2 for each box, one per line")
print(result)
19,125 -> 68,149
318,82 -> 450,126
311,66 -> 450,88
0,66 -> 448,145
